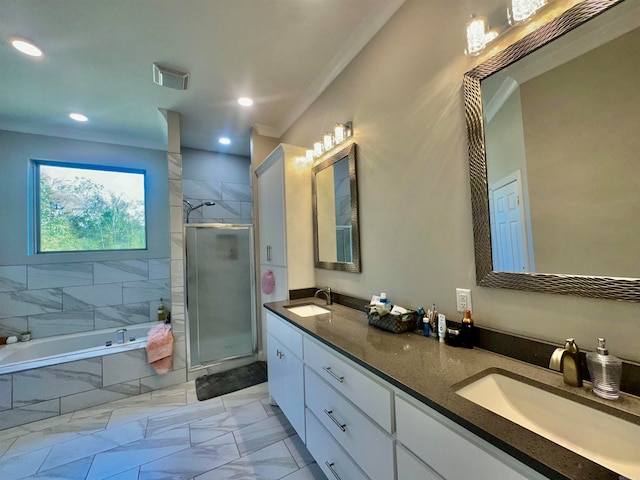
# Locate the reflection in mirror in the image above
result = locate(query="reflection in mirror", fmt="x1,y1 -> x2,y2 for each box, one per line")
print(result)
482,9 -> 640,277
464,0 -> 640,301
312,143 -> 360,272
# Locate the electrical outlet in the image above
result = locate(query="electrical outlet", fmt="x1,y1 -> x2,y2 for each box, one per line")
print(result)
456,288 -> 472,313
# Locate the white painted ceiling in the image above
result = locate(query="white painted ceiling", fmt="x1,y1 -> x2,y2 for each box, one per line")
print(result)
0,0 -> 405,157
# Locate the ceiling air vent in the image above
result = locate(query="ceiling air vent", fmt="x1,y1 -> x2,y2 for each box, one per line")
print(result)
152,63 -> 189,90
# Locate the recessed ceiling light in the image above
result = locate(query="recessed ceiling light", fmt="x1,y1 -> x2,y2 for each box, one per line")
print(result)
11,38 -> 43,57
218,137 -> 231,145
238,97 -> 253,107
69,113 -> 89,122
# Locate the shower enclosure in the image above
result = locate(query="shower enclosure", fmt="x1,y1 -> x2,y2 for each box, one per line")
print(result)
185,224 -> 257,370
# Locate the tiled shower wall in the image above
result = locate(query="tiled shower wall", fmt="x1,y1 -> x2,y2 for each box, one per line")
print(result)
0,259 -> 170,339
181,147 -> 253,224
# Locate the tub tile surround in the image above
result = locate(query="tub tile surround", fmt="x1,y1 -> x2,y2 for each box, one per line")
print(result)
0,258 -> 170,340
0,382 -> 323,480
0,346 -> 187,429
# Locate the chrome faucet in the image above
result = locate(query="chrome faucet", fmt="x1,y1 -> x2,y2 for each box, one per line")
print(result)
314,286 -> 333,305
116,328 -> 127,344
549,338 -> 583,387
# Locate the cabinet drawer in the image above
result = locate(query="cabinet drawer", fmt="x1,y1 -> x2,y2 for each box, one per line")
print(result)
396,395 -> 542,480
306,408 -> 369,480
303,336 -> 392,432
396,444 -> 442,480
267,311 -> 302,359
305,367 -> 394,480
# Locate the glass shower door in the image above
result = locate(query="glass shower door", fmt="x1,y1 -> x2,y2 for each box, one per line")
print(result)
186,224 -> 256,367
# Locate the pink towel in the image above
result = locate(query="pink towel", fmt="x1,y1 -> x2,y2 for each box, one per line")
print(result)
145,324 -> 174,374
261,269 -> 275,294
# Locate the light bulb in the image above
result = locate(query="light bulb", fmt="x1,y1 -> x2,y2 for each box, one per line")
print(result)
466,15 -> 489,56
334,124 -> 345,144
323,133 -> 334,151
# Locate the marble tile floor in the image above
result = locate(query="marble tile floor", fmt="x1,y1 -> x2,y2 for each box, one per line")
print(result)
0,381 -> 325,480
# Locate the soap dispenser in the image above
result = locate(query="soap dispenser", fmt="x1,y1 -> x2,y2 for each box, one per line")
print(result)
586,338 -> 622,400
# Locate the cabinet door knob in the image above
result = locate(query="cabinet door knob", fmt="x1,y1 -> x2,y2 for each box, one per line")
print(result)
322,366 -> 345,383
325,461 -> 342,480
276,349 -> 284,359
324,409 -> 347,432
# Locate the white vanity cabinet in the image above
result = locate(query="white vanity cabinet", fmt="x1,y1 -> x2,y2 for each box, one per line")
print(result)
306,408 -> 370,480
266,312 -> 305,439
255,143 -> 314,285
256,144 -> 314,360
266,309 -> 549,480
395,395 -> 547,480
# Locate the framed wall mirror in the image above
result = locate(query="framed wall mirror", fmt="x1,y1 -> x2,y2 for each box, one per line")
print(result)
464,0 -> 640,301
312,143 -> 361,272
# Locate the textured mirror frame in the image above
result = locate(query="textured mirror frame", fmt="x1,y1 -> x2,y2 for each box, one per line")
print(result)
312,143 -> 361,273
464,0 -> 640,302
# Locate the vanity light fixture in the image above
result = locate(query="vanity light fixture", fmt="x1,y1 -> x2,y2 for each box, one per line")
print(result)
11,38 -> 43,57
306,149 -> 314,163
508,0 -> 547,25
465,15 -> 499,56
323,132 -> 334,151
465,1 -> 550,56
69,112 -> 89,122
313,141 -> 324,158
238,97 -> 253,107
310,121 -> 353,159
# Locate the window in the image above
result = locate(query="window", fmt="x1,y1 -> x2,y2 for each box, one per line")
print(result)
35,161 -> 147,252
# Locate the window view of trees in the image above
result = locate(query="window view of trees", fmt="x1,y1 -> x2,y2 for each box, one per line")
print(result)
38,164 -> 146,252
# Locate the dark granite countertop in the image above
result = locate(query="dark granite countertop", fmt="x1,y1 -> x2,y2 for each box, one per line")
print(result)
265,298 -> 640,480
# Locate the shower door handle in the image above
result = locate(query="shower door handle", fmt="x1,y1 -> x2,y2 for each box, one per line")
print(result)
266,245 -> 272,262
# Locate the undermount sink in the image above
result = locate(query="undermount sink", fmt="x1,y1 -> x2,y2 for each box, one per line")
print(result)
455,370 -> 640,479
284,303 -> 330,317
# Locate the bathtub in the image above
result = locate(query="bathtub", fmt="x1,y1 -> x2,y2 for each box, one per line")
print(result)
0,322 -> 155,375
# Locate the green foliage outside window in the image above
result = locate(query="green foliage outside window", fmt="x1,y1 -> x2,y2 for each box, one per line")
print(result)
38,163 -> 146,252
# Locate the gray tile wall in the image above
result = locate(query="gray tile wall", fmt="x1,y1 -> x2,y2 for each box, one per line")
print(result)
0,259 -> 170,340
182,148 -> 253,225
0,344 -> 187,429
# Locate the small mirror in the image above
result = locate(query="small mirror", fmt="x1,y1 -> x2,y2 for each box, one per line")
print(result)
312,143 -> 360,272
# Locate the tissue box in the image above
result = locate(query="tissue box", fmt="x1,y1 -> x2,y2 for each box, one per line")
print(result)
366,307 -> 418,334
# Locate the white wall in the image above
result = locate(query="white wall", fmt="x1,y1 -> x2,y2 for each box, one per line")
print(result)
280,0 -> 640,362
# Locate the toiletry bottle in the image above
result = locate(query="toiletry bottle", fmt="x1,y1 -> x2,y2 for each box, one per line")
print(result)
423,315 -> 430,337
437,314 -> 446,343
460,310 -> 475,349
157,298 -> 166,322
380,293 -> 389,307
586,338 -> 622,400
416,307 -> 425,332
430,304 -> 438,338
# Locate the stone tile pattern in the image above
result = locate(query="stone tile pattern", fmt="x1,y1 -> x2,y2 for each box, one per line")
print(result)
0,258 -> 182,430
0,260 -> 171,339
0,381 -> 325,480
182,149 -> 253,225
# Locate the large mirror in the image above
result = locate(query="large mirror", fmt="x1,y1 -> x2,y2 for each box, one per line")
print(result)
464,0 -> 640,301
312,143 -> 361,272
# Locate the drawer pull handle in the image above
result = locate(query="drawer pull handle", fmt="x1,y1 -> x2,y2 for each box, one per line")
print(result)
322,366 -> 344,383
324,409 -> 346,432
325,461 -> 342,480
